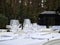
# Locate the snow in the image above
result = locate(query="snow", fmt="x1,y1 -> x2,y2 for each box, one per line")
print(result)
1,19 -> 60,45
0,32 -> 60,45
40,11 -> 56,14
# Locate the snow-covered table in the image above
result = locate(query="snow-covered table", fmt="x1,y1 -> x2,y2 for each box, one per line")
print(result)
0,37 -> 48,45
0,32 -> 60,45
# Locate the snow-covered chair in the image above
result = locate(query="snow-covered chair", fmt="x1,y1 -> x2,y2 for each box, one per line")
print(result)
23,19 -> 32,32
32,23 -> 41,32
6,19 -> 22,32
10,20 -> 20,26
36,25 -> 59,33
23,19 -> 31,27
38,25 -> 46,31
32,23 -> 38,30
37,25 -> 53,32
51,26 -> 60,31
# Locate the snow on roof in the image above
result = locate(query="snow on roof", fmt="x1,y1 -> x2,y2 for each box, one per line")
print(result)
40,11 -> 56,14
